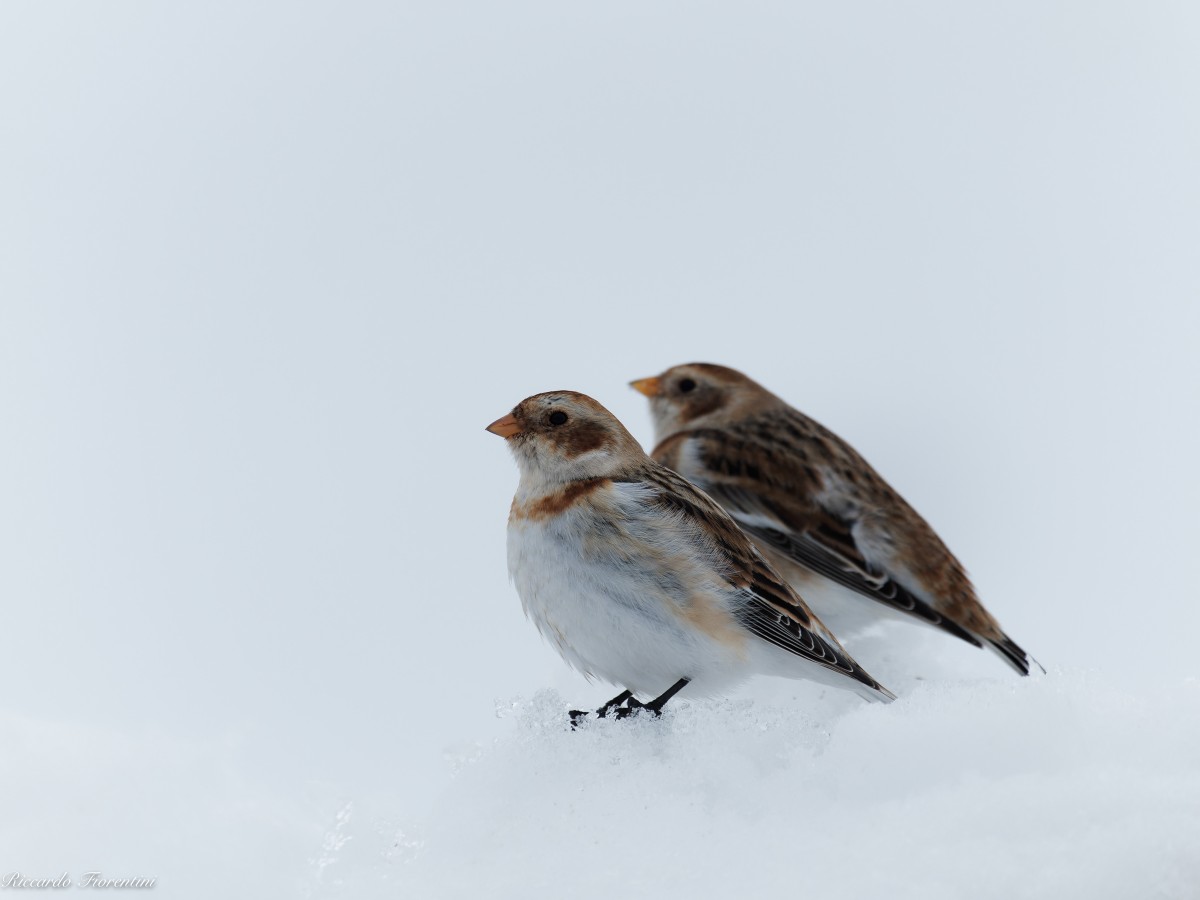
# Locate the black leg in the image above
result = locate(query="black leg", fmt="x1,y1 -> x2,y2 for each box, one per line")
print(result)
647,677 -> 690,712
569,679 -> 690,727
569,689 -> 634,728
596,690 -> 634,717
615,678 -> 690,719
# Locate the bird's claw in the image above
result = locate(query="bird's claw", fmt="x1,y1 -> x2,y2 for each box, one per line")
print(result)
569,686 -> 675,728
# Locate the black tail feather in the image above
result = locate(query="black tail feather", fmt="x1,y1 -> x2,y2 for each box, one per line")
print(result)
985,633 -> 1042,676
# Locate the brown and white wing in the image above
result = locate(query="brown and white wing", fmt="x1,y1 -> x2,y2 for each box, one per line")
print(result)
708,473 -> 1038,675
653,409 -> 1036,675
702,480 -> 989,650
634,466 -> 895,700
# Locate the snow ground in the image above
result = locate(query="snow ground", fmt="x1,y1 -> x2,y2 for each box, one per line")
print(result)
295,639 -> 1200,900
2,2 -> 1199,898
8,656 -> 1196,900
383,672 -> 1200,900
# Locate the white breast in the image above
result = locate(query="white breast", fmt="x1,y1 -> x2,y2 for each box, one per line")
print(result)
506,483 -> 751,698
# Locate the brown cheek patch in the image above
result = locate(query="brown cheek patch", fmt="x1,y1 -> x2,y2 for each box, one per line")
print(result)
559,421 -> 611,457
679,391 -> 724,422
514,477 -> 611,521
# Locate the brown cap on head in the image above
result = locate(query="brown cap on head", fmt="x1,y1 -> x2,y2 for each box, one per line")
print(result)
632,363 -> 782,442
489,390 -> 649,480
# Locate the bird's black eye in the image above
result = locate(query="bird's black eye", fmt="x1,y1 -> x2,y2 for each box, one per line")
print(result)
548,410 -> 568,426
679,378 -> 697,393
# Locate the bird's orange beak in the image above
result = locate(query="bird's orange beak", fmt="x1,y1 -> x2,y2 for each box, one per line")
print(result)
629,376 -> 662,398
486,412 -> 523,438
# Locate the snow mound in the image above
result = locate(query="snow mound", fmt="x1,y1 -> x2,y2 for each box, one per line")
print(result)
310,671 -> 1200,899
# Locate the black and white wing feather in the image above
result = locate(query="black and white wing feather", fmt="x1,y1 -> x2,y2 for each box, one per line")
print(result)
703,481 -> 986,650
633,466 -> 895,700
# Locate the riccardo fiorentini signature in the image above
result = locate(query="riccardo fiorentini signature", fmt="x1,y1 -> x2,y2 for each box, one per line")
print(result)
1,872 -> 156,889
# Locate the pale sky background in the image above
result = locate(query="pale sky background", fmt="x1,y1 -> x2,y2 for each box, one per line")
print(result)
1,2 -> 1198,896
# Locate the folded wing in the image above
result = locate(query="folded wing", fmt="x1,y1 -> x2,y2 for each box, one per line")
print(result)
630,466 -> 895,700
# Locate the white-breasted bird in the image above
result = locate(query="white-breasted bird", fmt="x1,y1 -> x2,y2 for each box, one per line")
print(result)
487,390 -> 894,721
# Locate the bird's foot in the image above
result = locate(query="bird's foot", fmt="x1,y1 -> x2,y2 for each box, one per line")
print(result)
569,689 -> 635,729
612,698 -> 662,720
568,681 -> 687,728
568,709 -> 590,729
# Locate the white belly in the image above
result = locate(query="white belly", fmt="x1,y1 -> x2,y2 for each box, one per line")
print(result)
506,512 -> 750,698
